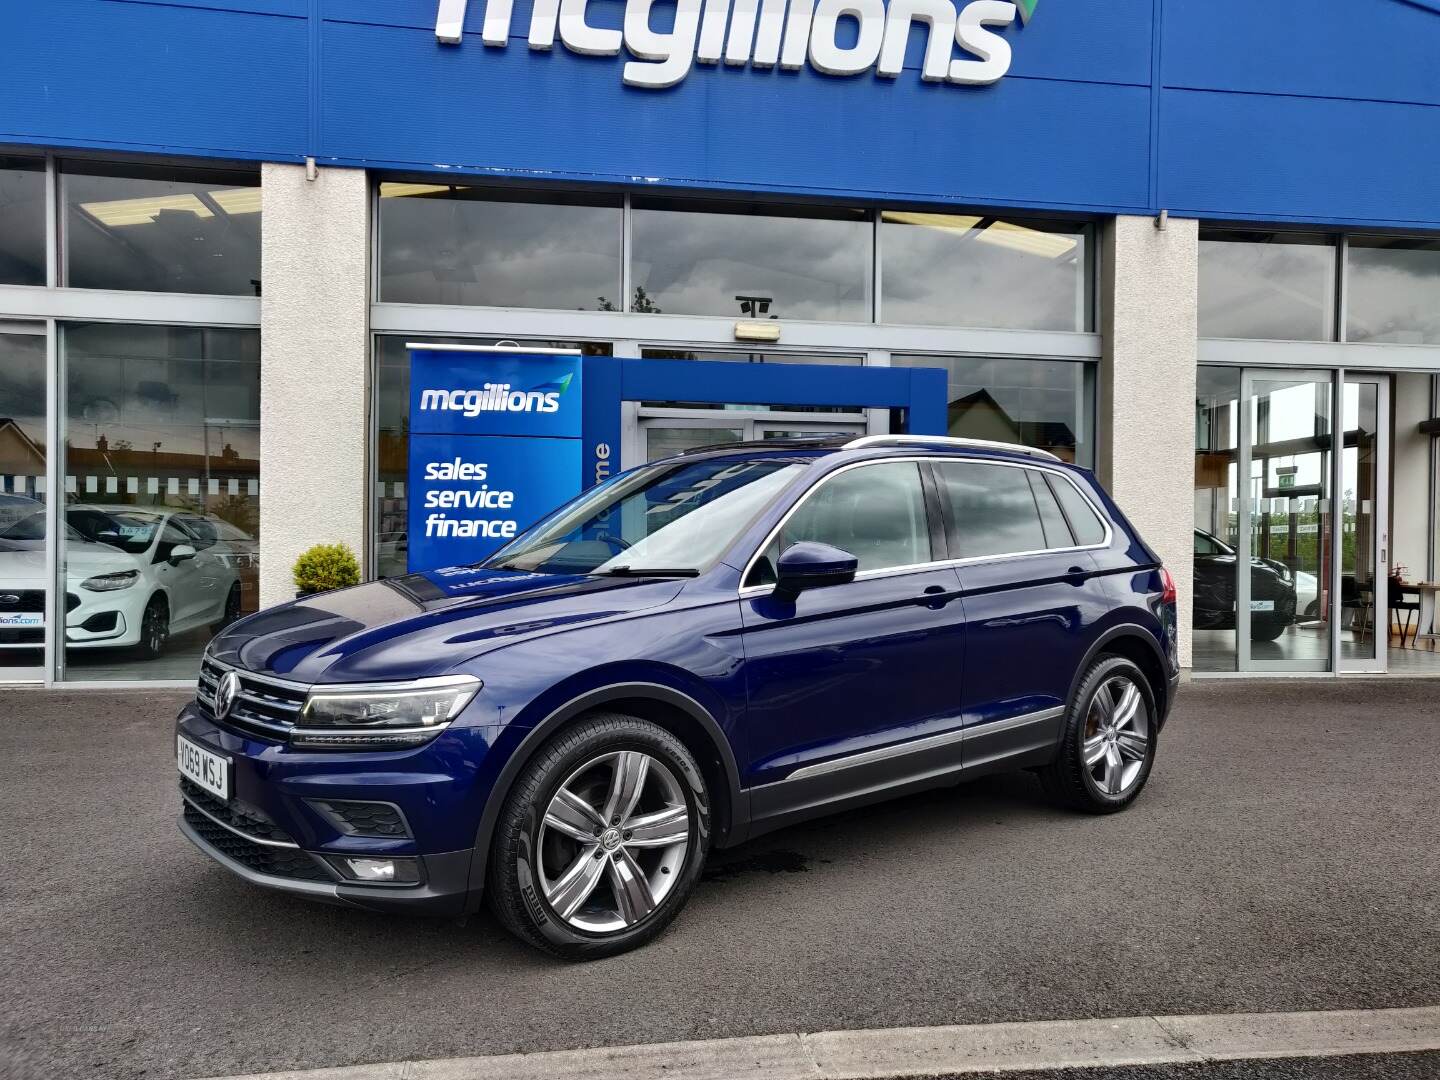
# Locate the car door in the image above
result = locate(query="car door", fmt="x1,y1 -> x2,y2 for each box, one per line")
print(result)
931,460 -> 1115,770
152,518 -> 208,629
738,458 -> 967,828
175,514 -> 232,621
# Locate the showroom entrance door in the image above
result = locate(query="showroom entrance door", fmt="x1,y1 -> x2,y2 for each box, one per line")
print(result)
630,412 -> 870,466
1232,370 -> 1389,673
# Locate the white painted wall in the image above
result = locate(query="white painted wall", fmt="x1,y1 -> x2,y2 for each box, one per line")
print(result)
259,164 -> 370,606
1098,215 -> 1200,667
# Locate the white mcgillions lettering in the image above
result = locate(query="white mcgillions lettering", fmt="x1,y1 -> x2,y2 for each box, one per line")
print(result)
418,384 -> 562,417
437,0 -> 1019,89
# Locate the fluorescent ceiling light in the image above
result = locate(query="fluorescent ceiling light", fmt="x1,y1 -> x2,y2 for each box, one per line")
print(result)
882,211 -> 982,233
210,188 -> 261,216
380,183 -> 454,198
80,187 -> 260,227
975,220 -> 1078,259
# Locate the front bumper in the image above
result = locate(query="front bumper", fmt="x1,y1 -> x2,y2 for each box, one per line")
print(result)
175,700 -> 496,916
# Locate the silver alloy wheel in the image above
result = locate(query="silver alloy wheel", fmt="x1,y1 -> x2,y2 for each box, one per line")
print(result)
537,750 -> 690,933
1082,675 -> 1150,797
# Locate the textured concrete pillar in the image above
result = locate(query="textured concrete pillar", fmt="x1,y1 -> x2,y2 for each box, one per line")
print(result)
259,164 -> 370,607
1099,216 -> 1199,667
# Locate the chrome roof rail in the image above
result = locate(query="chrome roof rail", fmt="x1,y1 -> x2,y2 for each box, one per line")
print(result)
842,435 -> 1062,462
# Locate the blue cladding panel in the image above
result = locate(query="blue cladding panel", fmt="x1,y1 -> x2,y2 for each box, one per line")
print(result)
0,0 -> 307,159
4,0 -> 1440,230
1163,0 -> 1440,108
1159,89 -> 1440,227
320,19 -> 1151,211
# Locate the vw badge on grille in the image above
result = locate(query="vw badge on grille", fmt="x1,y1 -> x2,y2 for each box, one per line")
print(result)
215,670 -> 241,719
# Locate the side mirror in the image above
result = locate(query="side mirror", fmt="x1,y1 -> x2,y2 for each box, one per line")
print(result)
775,541 -> 858,594
169,544 -> 197,565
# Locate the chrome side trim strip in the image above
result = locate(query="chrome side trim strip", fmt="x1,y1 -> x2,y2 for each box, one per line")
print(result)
780,706 -> 1065,783
965,706 -> 1065,739
180,789 -> 301,849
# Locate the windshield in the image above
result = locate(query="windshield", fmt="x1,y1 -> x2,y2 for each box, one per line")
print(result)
486,458 -> 809,575
66,508 -> 163,554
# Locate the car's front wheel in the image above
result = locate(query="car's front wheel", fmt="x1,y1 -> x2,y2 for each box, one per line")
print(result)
1040,655 -> 1157,813
213,583 -> 242,632
136,595 -> 170,659
488,712 -> 711,959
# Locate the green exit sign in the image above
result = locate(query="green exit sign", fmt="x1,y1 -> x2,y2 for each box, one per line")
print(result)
1278,473 -> 1296,490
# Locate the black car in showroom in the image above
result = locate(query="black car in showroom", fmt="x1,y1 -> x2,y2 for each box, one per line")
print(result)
1192,529 -> 1297,642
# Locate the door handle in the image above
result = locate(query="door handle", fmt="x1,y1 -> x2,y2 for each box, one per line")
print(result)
1063,566 -> 1088,586
920,584 -> 953,609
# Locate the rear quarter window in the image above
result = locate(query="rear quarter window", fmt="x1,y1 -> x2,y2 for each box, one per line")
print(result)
1047,473 -> 1108,546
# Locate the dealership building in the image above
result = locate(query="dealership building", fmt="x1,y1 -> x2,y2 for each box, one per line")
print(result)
1,0 -> 1438,685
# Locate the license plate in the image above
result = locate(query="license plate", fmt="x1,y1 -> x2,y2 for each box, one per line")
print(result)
177,735 -> 230,800
1250,600 -> 1276,612
0,612 -> 42,627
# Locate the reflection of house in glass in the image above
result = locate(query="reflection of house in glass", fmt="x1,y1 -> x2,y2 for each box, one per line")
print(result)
0,417 -> 45,479
946,389 -> 1078,463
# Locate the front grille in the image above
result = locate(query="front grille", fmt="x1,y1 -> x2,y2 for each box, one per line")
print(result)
0,590 -> 44,613
197,657 -> 307,738
183,802 -> 331,882
310,799 -> 411,838
180,778 -> 294,844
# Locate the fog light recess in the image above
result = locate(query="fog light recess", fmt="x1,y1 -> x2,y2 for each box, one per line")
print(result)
324,855 -> 422,884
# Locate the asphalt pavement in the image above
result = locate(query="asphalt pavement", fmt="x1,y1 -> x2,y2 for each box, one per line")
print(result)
1,679 -> 1438,1080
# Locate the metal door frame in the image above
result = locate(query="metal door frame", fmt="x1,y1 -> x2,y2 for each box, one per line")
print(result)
1337,371 -> 1390,674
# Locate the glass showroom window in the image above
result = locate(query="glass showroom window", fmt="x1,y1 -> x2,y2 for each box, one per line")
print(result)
1193,366 -> 1242,672
61,161 -> 261,295
1199,231 -> 1336,341
377,184 -> 622,310
1345,236 -> 1440,345
629,198 -> 871,321
892,355 -> 1096,466
880,212 -> 1092,332
61,323 -> 260,682
0,156 -> 46,286
373,336 -> 612,580
0,325 -> 48,681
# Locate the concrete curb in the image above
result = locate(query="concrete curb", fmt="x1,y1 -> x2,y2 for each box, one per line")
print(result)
194,1004 -> 1440,1080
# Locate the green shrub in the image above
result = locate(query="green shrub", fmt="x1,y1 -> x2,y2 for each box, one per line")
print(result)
293,543 -> 361,594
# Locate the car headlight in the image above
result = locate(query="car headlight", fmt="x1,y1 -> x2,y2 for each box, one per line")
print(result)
81,570 -> 139,592
291,674 -> 482,750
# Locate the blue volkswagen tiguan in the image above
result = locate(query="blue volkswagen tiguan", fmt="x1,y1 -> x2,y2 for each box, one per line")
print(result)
176,435 -> 1179,958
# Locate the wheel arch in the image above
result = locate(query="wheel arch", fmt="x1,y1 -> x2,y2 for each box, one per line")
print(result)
467,681 -> 747,905
1068,622 -> 1172,730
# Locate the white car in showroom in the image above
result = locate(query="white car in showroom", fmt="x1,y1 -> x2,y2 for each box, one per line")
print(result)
0,504 -> 241,657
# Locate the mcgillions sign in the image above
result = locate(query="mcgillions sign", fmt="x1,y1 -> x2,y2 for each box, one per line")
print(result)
435,0 -> 1035,89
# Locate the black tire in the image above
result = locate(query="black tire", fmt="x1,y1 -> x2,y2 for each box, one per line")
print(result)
1039,655 -> 1157,814
1251,617 -> 1288,642
136,595 -> 170,659
213,583 -> 242,633
487,712 -> 711,960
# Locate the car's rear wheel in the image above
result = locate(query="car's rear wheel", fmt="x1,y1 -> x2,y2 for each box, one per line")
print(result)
1251,616 -> 1288,642
213,583 -> 242,632
488,712 -> 711,959
1040,655 -> 1156,813
136,595 -> 170,659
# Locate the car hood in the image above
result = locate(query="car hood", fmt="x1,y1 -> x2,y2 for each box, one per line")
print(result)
208,566 -> 687,684
0,541 -> 140,587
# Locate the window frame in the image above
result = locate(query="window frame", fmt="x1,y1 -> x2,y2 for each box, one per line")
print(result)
738,455 -> 1112,597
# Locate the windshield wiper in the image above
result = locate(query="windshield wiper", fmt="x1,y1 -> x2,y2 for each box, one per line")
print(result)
592,566 -> 700,577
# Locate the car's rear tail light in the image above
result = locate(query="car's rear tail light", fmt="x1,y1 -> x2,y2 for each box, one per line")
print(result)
1160,567 -> 1177,605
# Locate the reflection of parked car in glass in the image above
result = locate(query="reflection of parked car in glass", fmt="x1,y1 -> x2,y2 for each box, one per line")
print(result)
0,493 -> 41,532
1192,528 -> 1297,641
0,505 -> 241,657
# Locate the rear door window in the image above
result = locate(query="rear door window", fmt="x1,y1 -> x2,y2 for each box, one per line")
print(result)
933,461 -> 1048,558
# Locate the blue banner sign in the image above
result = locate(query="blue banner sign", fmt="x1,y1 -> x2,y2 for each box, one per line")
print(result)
408,348 -> 584,572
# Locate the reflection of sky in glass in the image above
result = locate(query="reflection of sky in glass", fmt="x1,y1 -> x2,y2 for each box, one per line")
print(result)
0,159 -> 45,286
1346,239 -> 1440,345
379,189 -> 621,310
631,204 -> 869,321
881,215 -> 1087,331
1199,234 -> 1335,341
